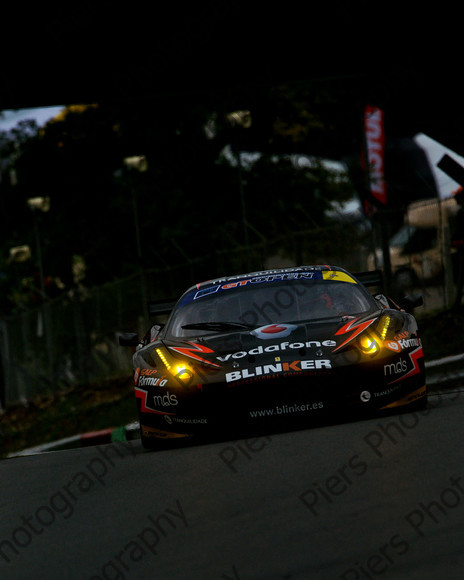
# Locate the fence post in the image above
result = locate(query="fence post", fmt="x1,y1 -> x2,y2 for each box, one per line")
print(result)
72,290 -> 90,385
441,223 -> 452,309
0,320 -> 7,410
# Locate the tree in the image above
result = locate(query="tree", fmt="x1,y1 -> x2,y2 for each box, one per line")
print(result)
0,84 -> 360,313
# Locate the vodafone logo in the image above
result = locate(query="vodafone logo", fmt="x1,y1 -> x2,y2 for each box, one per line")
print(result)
251,323 -> 298,340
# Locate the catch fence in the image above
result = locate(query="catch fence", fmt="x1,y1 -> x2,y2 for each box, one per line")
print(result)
0,217 -> 457,409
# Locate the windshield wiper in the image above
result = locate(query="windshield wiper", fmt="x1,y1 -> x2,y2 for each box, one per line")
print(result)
181,322 -> 253,331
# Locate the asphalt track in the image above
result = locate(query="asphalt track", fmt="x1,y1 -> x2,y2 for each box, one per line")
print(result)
2,390 -> 464,580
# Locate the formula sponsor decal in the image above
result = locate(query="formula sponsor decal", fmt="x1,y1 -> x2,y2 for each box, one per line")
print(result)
135,367 -> 163,386
398,337 -> 421,349
251,324 -> 298,340
225,359 -> 332,382
135,367 -> 168,387
137,375 -> 168,387
217,339 -> 337,361
384,337 -> 420,352
383,332 -> 422,352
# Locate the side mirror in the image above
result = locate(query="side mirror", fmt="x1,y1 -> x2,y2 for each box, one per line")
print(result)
375,294 -> 390,308
119,332 -> 140,347
399,294 -> 423,312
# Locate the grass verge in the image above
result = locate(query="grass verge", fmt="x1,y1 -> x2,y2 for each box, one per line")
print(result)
1,374 -> 137,458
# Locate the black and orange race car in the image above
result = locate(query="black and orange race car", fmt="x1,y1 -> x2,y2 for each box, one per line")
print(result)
119,265 -> 426,448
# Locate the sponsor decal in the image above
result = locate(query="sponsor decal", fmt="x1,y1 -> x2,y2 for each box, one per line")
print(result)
384,337 -> 421,353
380,385 -> 426,410
373,386 -> 399,398
333,317 -> 377,352
141,425 -> 188,439
394,331 -> 409,340
398,337 -> 421,349
137,376 -> 168,387
251,324 -> 298,340
384,347 -> 423,384
385,341 -> 400,352
384,357 -> 408,377
360,391 -> 371,402
217,339 -> 337,361
153,392 -> 178,406
193,270 -> 323,300
165,416 -> 208,425
387,347 -> 423,384
249,401 -> 324,418
225,359 -> 332,382
135,387 -> 176,415
140,368 -> 158,375
210,267 -> 323,284
322,270 -> 356,284
168,342 -> 220,367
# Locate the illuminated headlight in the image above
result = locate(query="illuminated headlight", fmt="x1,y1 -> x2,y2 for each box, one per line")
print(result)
174,363 -> 194,381
156,348 -> 171,370
156,347 -> 195,382
377,315 -> 391,340
359,335 -> 379,354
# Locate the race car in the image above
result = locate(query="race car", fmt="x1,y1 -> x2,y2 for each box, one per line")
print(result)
119,265 -> 426,448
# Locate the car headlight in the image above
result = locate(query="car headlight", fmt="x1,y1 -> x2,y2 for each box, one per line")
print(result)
377,315 -> 392,340
156,348 -> 195,383
174,363 -> 194,381
156,348 -> 171,370
358,335 -> 380,354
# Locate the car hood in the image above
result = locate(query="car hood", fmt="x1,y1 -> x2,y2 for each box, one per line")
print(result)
161,315 -> 379,366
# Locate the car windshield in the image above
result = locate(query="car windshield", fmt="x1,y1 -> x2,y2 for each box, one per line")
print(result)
165,278 -> 375,338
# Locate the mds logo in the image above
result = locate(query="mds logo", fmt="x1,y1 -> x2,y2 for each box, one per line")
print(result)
384,357 -> 407,377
